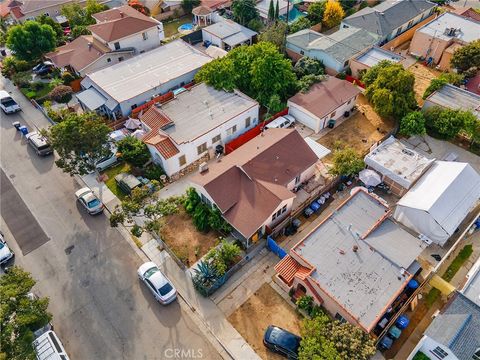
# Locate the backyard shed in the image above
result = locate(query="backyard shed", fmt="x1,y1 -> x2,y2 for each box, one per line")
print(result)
394,161 -> 480,246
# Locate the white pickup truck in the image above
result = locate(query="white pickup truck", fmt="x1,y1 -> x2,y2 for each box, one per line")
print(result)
0,90 -> 21,114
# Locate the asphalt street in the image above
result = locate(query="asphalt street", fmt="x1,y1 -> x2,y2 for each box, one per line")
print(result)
0,77 -> 220,360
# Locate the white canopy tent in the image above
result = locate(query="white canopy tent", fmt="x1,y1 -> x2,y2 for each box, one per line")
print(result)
394,161 -> 480,246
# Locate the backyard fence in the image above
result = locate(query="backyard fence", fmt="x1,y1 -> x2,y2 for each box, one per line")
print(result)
267,236 -> 287,259
31,99 -> 56,124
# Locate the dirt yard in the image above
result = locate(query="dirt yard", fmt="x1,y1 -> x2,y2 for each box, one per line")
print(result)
160,208 -> 219,267
317,94 -> 395,163
407,62 -> 441,105
228,283 -> 303,360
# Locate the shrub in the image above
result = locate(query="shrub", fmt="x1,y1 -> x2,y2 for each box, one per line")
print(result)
144,163 -> 165,181
296,295 -> 314,313
61,71 -> 75,85
193,203 -> 210,232
424,107 -> 466,140
12,71 -> 32,87
1,56 -> 31,77
184,187 -> 201,214
49,85 -> 73,103
329,147 -> 364,176
205,240 -> 241,276
116,136 -> 151,167
412,352 -> 431,360
31,81 -> 44,91
335,72 -> 346,80
399,111 -> 426,136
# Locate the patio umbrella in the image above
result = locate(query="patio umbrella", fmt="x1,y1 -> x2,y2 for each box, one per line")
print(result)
132,129 -> 146,139
359,169 -> 382,187
125,118 -> 141,130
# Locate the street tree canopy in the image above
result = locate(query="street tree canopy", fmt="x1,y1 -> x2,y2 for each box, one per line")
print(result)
363,60 -> 417,120
6,20 -> 56,62
232,0 -> 259,26
41,112 -> 112,176
0,267 -> 52,360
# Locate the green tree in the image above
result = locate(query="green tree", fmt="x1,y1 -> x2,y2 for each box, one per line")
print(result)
297,74 -> 325,92
289,17 -> 312,33
71,25 -> 91,38
37,14 -> 64,45
208,206 -> 232,233
322,0 -> 345,28
193,203 -> 211,232
116,136 -> 151,168
268,0 -> 275,22
6,21 -> 56,62
293,56 -> 325,78
247,18 -> 264,32
40,112 -> 111,175
307,1 -> 326,24
184,187 -> 201,214
424,107 -> 466,140
259,21 -> 288,52
451,40 -> 480,72
462,110 -> 480,146
329,147 -> 364,176
399,111 -> 426,136
267,94 -> 285,115
422,72 -> 464,99
363,60 -> 417,119
232,0 -> 259,26
48,85 -> 73,103
0,267 -> 52,360
275,0 -> 279,20
61,0 -> 107,38
181,0 -> 200,13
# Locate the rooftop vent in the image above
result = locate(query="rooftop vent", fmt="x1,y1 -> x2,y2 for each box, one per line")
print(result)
119,11 -> 124,18
444,27 -> 460,37
352,245 -> 359,252
402,148 -> 415,156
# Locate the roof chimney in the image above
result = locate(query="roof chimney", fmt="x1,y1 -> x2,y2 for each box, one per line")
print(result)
352,245 -> 359,252
87,42 -> 92,50
119,11 -> 124,18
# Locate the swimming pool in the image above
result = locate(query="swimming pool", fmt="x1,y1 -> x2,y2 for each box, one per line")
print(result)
279,6 -> 307,24
179,23 -> 194,31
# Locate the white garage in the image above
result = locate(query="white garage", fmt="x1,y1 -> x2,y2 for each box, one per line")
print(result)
394,161 -> 480,246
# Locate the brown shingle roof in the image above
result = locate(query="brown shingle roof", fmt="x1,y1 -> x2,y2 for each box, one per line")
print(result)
193,129 -> 318,238
88,5 -> 158,42
288,77 -> 361,120
46,35 -> 111,73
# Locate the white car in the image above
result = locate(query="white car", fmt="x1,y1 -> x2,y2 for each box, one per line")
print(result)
0,90 -> 21,114
265,114 -> 295,130
75,187 -> 103,215
137,262 -> 177,305
95,145 -> 118,172
0,231 -> 14,266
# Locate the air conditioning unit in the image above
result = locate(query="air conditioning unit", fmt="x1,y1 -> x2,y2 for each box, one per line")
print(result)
199,162 -> 209,173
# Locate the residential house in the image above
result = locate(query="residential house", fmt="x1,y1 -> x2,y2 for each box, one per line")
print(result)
192,128 -> 320,247
394,161 -> 480,246
274,188 -> 427,333
364,136 -> 435,197
256,0 -> 289,21
76,40 -> 213,119
46,5 -> 164,76
139,83 -> 259,178
201,19 -> 257,51
287,77 -> 361,133
451,6 -> 480,22
406,292 -> 480,360
349,46 -> 406,79
462,255 -> 480,308
6,0 -> 107,23
422,84 -> 480,120
286,27 -> 380,74
466,72 -> 480,96
340,0 -> 436,44
409,12 -> 480,71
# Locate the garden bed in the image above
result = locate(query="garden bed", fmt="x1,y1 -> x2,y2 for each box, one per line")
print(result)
159,208 -> 220,266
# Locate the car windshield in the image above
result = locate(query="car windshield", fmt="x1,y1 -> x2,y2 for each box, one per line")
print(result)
87,199 -> 101,208
2,99 -> 16,107
144,266 -> 159,278
158,283 -> 173,296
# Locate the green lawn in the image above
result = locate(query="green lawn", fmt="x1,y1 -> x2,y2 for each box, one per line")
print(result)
103,163 -> 131,200
163,16 -> 192,37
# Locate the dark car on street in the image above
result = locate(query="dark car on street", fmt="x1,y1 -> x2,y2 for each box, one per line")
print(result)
263,325 -> 301,359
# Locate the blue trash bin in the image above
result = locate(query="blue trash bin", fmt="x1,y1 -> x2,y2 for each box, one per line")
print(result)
396,315 -> 410,329
20,126 -> 28,135
407,279 -> 419,290
310,201 -> 321,212
379,336 -> 393,350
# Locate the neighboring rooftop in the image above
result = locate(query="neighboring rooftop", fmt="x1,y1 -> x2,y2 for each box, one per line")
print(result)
463,256 -> 480,307
424,292 -> 480,360
89,5 -> 159,42
291,189 -> 425,331
256,0 -> 288,17
342,0 -> 436,38
452,6 -> 480,22
425,84 -> 480,119
10,0 -> 85,17
416,12 -> 480,43
355,46 -> 405,67
364,136 -> 435,189
193,129 -> 318,238
202,19 -> 257,47
83,40 -> 213,103
200,0 -> 231,10
145,83 -> 258,145
287,29 -> 322,50
288,76 -> 361,119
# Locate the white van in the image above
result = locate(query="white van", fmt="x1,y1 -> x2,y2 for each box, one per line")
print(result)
265,115 -> 295,130
33,330 -> 70,360
0,90 -> 21,114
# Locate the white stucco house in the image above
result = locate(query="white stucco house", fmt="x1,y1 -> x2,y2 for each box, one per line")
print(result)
287,77 -> 361,133
139,83 -> 259,178
201,19 -> 257,51
76,40 -> 213,119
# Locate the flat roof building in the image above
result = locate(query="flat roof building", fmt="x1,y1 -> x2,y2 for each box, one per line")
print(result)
350,46 -> 405,78
423,84 -> 480,119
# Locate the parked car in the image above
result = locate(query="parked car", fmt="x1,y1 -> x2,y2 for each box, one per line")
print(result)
265,115 -> 295,130
33,330 -> 70,360
115,173 -> 142,195
32,61 -> 54,76
25,132 -> 53,156
0,231 -> 14,267
137,261 -> 177,305
263,325 -> 301,359
75,187 -> 103,215
95,146 -> 118,172
0,90 -> 21,114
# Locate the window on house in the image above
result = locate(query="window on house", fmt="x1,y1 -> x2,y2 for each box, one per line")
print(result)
197,142 -> 207,155
347,99 -> 351,105
276,209 -> 282,217
226,125 -> 237,136
118,57 -> 124,62
107,58 -> 111,62
300,50 -> 304,55
44,12 -> 49,16
272,213 -> 276,221
178,155 -> 186,166
334,313 -> 346,323
114,42 -> 120,50
396,27 -> 402,36
295,175 -> 301,184
142,32 -> 148,40
245,117 -> 251,128
330,111 -> 336,118
281,205 -> 287,213
431,347 -> 448,359
201,193 -> 212,207
131,104 -> 137,110
473,348 -> 480,360
212,134 -> 221,143
407,20 -> 414,28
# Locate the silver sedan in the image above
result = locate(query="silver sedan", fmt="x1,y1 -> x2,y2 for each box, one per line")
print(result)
75,188 -> 103,215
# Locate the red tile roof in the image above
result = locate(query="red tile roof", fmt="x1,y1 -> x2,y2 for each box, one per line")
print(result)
140,106 -> 178,159
139,106 -> 173,129
9,5 -> 23,19
143,134 -> 179,159
274,255 -> 311,285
